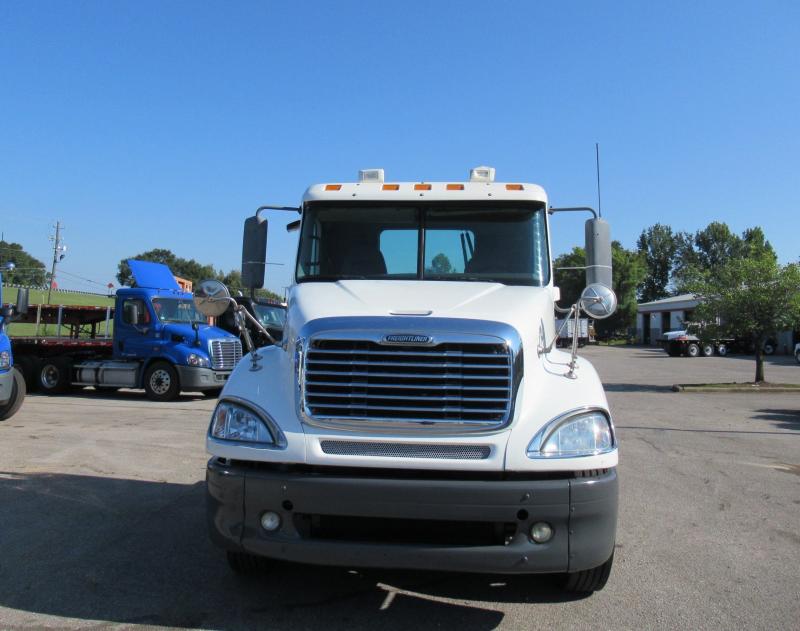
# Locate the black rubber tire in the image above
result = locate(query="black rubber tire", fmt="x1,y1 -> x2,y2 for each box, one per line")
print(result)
701,343 -> 714,357
686,343 -> 700,358
763,343 -> 775,356
0,368 -> 26,421
202,388 -> 223,398
14,355 -> 38,392
143,362 -> 180,402
39,357 -> 72,394
226,550 -> 270,575
563,552 -> 614,593
717,344 -> 728,357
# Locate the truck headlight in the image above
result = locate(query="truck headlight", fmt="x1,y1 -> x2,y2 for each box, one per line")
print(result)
187,353 -> 209,367
210,400 -> 285,447
527,409 -> 615,458
0,351 -> 10,370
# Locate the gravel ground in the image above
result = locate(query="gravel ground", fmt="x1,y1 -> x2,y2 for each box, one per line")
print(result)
0,346 -> 798,630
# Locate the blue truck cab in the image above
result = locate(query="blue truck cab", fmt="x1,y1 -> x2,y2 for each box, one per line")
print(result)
14,260 -> 242,402
0,263 -> 27,420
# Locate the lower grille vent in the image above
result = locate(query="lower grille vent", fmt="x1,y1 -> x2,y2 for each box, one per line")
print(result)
320,440 -> 491,460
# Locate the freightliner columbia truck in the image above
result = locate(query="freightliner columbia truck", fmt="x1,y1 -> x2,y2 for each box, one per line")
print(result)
196,167 -> 620,593
10,260 -> 242,401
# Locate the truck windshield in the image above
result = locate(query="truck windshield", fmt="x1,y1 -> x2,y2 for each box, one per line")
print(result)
151,298 -> 205,323
296,202 -> 549,286
253,303 -> 286,327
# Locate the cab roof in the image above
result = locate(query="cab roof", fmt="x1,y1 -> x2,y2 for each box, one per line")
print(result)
302,166 -> 548,205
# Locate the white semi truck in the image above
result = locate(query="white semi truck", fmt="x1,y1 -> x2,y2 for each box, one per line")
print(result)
196,167 -> 620,593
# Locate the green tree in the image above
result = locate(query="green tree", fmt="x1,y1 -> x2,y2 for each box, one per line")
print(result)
0,241 -> 48,287
427,253 -> 453,275
117,249 -> 214,287
686,257 -> 800,383
637,224 -> 677,302
553,246 -> 585,308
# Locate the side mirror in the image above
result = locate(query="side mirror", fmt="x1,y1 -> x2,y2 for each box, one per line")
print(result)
584,218 -> 612,288
242,214 -> 268,290
286,219 -> 301,233
580,283 -> 617,319
14,288 -> 29,317
194,279 -> 231,318
129,304 -> 140,325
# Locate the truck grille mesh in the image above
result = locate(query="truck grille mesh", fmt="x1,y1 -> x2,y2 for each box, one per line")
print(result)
209,339 -> 242,371
304,339 -> 512,426
320,440 -> 491,459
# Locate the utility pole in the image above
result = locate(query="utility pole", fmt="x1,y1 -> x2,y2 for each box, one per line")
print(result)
47,221 -> 64,304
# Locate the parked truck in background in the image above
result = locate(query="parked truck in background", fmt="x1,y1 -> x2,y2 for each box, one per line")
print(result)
217,296 -> 286,348
10,260 -> 242,401
554,316 -> 591,347
0,263 -> 28,421
198,167 -> 619,593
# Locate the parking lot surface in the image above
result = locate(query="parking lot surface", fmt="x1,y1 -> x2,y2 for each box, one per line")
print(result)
1,346 -> 798,630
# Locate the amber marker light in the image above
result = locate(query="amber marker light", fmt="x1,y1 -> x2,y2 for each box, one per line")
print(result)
382,184 -> 400,190
446,184 -> 464,190
325,184 -> 342,191
505,184 -> 524,190
414,183 -> 432,191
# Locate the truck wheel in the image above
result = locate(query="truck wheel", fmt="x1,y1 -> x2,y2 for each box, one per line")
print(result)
701,343 -> 714,357
39,358 -> 72,394
226,550 -> 270,575
144,362 -> 179,402
14,355 -> 39,392
763,342 -> 775,356
686,343 -> 700,358
563,553 -> 614,593
0,368 -> 26,421
717,344 -> 728,357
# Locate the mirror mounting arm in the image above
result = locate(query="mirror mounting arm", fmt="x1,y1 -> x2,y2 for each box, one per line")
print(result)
255,205 -> 301,219
548,206 -> 598,219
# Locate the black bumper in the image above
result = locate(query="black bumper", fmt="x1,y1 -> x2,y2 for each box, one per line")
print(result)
176,366 -> 231,391
206,459 -> 618,574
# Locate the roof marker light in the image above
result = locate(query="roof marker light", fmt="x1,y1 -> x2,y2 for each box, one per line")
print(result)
359,169 -> 385,183
506,184 -> 524,191
382,184 -> 400,191
325,184 -> 342,191
414,183 -> 432,191
447,184 -> 464,190
469,166 -> 496,182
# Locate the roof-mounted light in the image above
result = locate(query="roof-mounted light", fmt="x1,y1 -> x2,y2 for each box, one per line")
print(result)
469,166 -> 495,182
359,169 -> 385,183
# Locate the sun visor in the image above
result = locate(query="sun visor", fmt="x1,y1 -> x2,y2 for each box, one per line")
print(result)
127,260 -> 180,291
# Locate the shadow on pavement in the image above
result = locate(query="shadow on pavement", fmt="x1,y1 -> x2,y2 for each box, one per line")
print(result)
603,383 -> 674,393
0,472 -> 580,629
752,409 -> 800,431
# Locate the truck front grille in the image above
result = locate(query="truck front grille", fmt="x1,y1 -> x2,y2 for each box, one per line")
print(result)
303,339 -> 512,427
320,440 -> 491,460
209,338 -> 242,371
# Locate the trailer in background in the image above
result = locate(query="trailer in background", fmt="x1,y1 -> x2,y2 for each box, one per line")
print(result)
554,317 -> 592,347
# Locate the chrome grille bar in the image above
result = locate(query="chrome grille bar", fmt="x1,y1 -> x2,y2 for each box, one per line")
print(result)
209,338 -> 243,371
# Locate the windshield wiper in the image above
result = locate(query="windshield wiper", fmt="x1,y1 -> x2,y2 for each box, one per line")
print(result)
424,274 -> 504,283
298,275 -> 368,281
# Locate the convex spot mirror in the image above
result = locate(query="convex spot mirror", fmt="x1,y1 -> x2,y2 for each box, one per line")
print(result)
580,283 -> 617,319
194,279 -> 231,318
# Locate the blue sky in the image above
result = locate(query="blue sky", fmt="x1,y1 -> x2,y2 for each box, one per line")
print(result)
1,1 -> 798,295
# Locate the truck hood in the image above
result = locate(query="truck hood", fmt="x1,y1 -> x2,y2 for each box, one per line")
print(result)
160,322 -> 235,347
288,280 -> 554,344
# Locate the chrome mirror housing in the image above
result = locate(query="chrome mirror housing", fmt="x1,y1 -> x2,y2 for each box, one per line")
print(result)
194,279 -> 231,318
580,283 -> 617,319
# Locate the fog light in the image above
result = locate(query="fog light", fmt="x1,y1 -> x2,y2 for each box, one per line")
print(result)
530,522 -> 553,543
260,511 -> 281,532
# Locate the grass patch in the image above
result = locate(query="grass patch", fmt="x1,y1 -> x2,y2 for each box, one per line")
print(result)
673,382 -> 800,393
2,287 -> 114,338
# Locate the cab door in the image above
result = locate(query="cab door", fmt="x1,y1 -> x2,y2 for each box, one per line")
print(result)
115,296 -> 156,359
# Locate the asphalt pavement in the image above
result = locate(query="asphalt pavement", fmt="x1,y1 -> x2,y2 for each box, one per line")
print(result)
0,346 -> 798,630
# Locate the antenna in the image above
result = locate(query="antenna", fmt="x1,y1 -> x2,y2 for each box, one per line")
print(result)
595,143 -> 602,217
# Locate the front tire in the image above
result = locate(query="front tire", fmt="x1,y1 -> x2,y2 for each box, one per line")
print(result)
686,343 -> 700,358
563,553 -> 614,593
143,362 -> 179,401
0,368 -> 26,421
39,357 -> 72,394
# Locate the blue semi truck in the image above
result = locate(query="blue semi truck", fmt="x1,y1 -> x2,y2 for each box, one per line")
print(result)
9,260 -> 242,402
0,262 -> 29,420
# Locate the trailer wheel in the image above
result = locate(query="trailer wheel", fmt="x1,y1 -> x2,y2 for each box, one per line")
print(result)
686,343 -> 700,358
39,358 -> 72,394
144,362 -> 179,402
763,342 -> 775,356
14,355 -> 39,392
717,344 -> 728,357
563,552 -> 614,593
0,368 -> 26,421
701,343 -> 714,357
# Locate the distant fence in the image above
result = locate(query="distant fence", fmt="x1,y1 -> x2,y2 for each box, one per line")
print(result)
1,283 -> 111,298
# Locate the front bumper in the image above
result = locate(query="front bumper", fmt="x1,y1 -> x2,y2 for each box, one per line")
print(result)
207,458 -> 618,574
0,369 -> 13,405
176,366 -> 231,391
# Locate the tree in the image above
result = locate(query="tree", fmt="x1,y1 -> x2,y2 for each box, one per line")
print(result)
0,241 -> 48,287
117,249 -> 215,287
637,224 -> 677,302
685,257 -> 800,383
427,253 -> 453,275
553,246 -> 585,308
